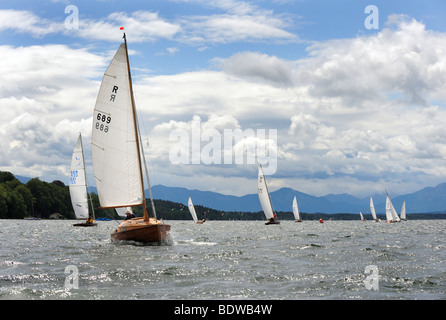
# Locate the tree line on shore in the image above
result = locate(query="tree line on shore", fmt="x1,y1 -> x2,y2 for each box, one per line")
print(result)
1,171 -> 445,220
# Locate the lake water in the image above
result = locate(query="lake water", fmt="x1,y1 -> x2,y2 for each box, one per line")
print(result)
0,219 -> 445,300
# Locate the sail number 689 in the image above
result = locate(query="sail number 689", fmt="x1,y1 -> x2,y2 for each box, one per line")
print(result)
95,113 -> 112,133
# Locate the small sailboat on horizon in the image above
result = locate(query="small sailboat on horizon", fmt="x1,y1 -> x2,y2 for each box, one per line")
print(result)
360,212 -> 366,221
91,32 -> 170,244
400,201 -> 407,221
369,196 -> 380,222
385,191 -> 401,223
69,133 -> 97,227
258,164 -> 279,225
292,196 -> 302,222
188,197 -> 206,224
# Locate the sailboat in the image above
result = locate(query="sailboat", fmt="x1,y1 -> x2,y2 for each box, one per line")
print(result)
258,164 -> 279,225
385,192 -> 401,223
400,201 -> 407,221
359,212 -> 366,221
188,197 -> 206,224
292,196 -> 302,222
369,196 -> 380,222
69,133 -> 97,227
91,33 -> 170,244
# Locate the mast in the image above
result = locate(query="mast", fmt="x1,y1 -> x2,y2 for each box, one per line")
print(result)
123,33 -> 149,221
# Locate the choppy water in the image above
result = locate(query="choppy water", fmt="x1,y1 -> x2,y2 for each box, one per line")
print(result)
0,219 -> 445,300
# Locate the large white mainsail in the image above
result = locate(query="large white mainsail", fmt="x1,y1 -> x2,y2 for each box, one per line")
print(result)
258,165 -> 275,221
188,197 -> 198,223
292,196 -> 301,221
370,196 -> 378,221
91,43 -> 144,209
69,134 -> 90,219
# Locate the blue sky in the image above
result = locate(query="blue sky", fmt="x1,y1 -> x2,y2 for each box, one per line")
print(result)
5,1 -> 446,74
1,0 -> 446,200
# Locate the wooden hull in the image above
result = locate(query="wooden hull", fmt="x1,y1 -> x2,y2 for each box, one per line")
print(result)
295,220 -> 302,222
73,222 -> 97,227
111,218 -> 171,244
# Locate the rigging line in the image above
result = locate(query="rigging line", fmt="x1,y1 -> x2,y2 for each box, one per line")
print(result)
132,80 -> 159,189
135,109 -> 157,220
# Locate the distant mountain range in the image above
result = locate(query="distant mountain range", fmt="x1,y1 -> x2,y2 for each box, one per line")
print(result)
15,174 -> 446,214
151,183 -> 446,214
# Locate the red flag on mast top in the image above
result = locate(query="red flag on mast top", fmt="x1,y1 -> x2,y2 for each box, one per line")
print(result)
121,27 -> 126,41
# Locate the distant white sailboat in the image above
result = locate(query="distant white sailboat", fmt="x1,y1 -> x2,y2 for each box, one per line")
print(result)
400,201 -> 407,221
69,133 -> 96,227
258,164 -> 279,225
385,192 -> 400,223
292,196 -> 302,222
360,212 -> 366,221
369,196 -> 380,222
188,197 -> 205,224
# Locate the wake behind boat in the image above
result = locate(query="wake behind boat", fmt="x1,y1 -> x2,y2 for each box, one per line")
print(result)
91,32 -> 170,244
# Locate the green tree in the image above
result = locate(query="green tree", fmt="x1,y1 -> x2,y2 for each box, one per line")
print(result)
26,178 -> 53,218
0,187 -> 9,218
0,171 -> 16,184
0,184 -> 27,218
